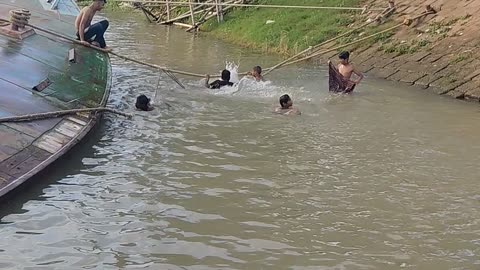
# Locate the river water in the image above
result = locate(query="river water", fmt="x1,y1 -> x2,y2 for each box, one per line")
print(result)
1,12 -> 479,270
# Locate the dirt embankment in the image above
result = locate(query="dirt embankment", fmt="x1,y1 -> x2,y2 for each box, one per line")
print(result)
350,0 -> 480,100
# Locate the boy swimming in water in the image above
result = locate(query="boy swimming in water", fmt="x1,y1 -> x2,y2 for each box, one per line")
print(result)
246,66 -> 264,82
275,94 -> 301,115
75,0 -> 111,50
136,95 -> 154,111
205,70 -> 234,89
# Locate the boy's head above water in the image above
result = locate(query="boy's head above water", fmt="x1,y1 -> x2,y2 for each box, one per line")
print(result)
339,51 -> 350,64
253,66 -> 262,76
279,94 -> 293,109
221,69 -> 231,82
136,94 -> 152,111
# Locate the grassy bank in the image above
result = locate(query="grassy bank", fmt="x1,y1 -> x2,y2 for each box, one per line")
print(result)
202,0 -> 365,55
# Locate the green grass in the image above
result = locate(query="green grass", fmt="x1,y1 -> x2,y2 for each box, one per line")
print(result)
201,0 -> 364,54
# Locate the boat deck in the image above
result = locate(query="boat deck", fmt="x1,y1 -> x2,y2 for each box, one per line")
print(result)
0,0 -> 111,196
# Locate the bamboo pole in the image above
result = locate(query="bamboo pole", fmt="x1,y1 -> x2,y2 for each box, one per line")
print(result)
263,21 -> 374,76
278,12 -> 434,68
263,6 -> 396,75
159,0 -> 214,24
186,0 -> 236,31
189,0 -> 195,26
173,22 -> 194,29
0,107 -> 133,123
166,0 -> 170,20
218,0 -> 224,22
215,0 -> 220,22
186,5 -> 217,32
197,0 -> 237,24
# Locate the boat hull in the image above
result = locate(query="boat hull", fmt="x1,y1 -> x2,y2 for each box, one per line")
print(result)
0,0 -> 112,198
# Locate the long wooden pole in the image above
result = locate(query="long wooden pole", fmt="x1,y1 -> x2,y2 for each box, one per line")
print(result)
218,0 -> 224,22
263,20 -> 375,76
186,4 -> 217,32
215,0 -> 220,22
0,107 -> 133,123
279,13 -> 433,68
159,0 -> 214,24
166,0 -> 170,20
188,0 -> 195,26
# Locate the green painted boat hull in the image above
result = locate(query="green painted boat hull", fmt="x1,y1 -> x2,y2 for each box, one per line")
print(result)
0,0 -> 112,197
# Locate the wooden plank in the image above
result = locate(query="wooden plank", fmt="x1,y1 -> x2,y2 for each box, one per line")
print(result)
0,125 -> 35,162
0,147 -> 36,173
60,120 -> 83,132
41,131 -> 72,146
28,145 -> 51,160
66,116 -> 88,126
54,120 -> 84,138
33,138 -> 63,154
3,119 -> 61,139
55,124 -> 78,138
32,129 -> 73,154
7,156 -> 45,178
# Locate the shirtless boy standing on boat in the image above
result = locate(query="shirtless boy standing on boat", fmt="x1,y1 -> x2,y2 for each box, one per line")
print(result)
75,0 -> 111,50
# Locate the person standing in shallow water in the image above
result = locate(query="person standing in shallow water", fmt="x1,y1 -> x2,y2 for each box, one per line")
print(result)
328,51 -> 364,93
338,51 -> 363,85
275,94 -> 301,115
205,70 -> 234,89
75,0 -> 111,50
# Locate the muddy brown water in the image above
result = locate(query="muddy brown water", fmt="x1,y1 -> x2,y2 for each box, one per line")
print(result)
0,12 -> 479,270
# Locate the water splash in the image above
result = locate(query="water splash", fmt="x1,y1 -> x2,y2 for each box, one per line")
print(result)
225,61 -> 240,83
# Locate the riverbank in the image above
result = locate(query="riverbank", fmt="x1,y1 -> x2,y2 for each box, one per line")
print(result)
200,0 -> 480,101
202,0 -> 365,55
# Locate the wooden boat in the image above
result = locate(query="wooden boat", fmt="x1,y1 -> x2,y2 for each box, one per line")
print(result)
0,0 -> 111,197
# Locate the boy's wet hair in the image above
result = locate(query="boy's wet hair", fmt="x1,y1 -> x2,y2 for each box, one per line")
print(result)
279,94 -> 291,108
253,66 -> 262,74
136,94 -> 150,111
339,51 -> 350,60
221,69 -> 231,81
